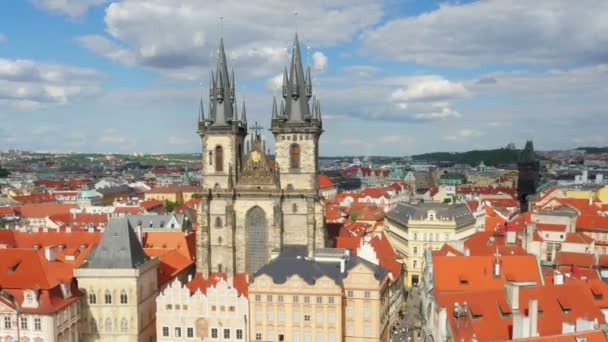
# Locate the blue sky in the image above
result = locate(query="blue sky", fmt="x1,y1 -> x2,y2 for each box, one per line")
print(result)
1,0 -> 607,156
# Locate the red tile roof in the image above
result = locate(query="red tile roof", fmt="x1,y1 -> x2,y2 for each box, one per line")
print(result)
11,193 -> 56,204
512,330 -> 607,342
186,272 -> 248,297
360,187 -> 389,198
147,185 -> 200,194
535,223 -> 567,232
17,203 -> 76,219
433,255 -> 542,292
577,215 -> 608,231
554,251 -> 596,268
464,231 -> 528,256
318,174 -> 335,189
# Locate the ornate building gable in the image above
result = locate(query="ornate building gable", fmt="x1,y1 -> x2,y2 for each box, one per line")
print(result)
236,123 -> 280,190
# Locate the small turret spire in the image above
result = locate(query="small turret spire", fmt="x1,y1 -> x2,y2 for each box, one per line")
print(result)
272,96 -> 278,118
199,97 -> 205,123
280,100 -> 285,117
241,101 -> 247,123
305,65 -> 312,99
282,67 -> 288,98
209,71 -> 215,101
230,68 -> 235,102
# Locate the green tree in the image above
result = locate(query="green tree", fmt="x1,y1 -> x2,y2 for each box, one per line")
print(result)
0,166 -> 9,178
165,200 -> 181,213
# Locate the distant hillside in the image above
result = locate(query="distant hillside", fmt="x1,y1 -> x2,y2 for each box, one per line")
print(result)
576,146 -> 608,154
412,148 -> 521,166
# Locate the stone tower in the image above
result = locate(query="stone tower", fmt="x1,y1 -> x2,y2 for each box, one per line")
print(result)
196,35 -> 325,278
517,140 -> 540,213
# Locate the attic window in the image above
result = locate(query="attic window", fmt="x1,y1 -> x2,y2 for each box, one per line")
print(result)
558,297 -> 572,314
33,245 -> 41,251
58,245 -> 65,251
458,276 -> 469,285
8,261 -> 21,273
591,287 -> 603,300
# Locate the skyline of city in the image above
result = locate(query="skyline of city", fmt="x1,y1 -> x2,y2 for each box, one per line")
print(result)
2,0 -> 608,155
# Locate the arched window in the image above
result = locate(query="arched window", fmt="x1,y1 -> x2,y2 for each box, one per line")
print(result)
120,289 -> 128,304
215,217 -> 223,228
104,290 -> 112,304
120,318 -> 128,333
105,318 -> 112,332
215,146 -> 223,172
89,292 -> 96,304
292,203 -> 297,213
290,144 -> 300,169
90,319 -> 97,333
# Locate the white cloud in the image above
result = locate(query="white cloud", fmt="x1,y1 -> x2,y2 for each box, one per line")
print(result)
444,129 -> 484,141
414,105 -> 462,121
79,0 -> 382,79
362,0 -> 608,66
0,58 -> 101,108
312,51 -> 328,72
266,73 -> 283,92
31,0 -> 107,17
391,76 -> 468,102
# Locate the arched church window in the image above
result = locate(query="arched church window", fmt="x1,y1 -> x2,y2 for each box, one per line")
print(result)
292,203 -> 297,213
215,146 -> 223,172
120,318 -> 128,332
214,183 -> 221,191
90,319 -> 97,333
89,292 -> 96,304
105,318 -> 112,332
104,290 -> 112,304
215,217 -> 222,228
120,289 -> 128,304
290,144 -> 300,169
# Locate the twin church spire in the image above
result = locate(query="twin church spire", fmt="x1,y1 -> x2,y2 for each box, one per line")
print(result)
198,38 -> 247,130
199,34 -> 322,133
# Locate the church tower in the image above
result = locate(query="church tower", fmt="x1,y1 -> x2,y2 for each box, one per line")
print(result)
517,140 -> 540,213
196,34 -> 325,278
271,33 -> 323,191
197,38 -> 247,277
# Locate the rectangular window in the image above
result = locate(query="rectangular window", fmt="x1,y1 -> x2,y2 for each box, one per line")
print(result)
346,305 -> 353,317
293,295 -> 299,303
267,295 -> 273,302
316,296 -> 322,304
315,312 -> 323,322
162,327 -> 169,337
316,332 -> 324,342
304,332 -> 312,342
278,295 -> 284,303
328,332 -> 336,342
4,316 -> 10,329
304,296 -> 310,303
304,313 -> 311,321
166,304 -> 172,310
267,310 -> 274,320
236,329 -> 243,340
187,327 -> 194,338
255,295 -> 261,302
20,317 -> 28,330
347,290 -> 354,297
328,296 -> 334,304
224,329 -> 230,339
34,317 -> 41,331
175,327 -> 182,337
328,311 -> 336,323
255,310 -> 262,321
278,310 -> 285,322
211,328 -> 218,339
267,329 -> 274,341
256,332 -> 262,341
364,305 -> 371,318
346,323 -> 353,336
211,305 -> 217,312
364,291 -> 371,298
364,325 -> 372,337
293,310 -> 300,322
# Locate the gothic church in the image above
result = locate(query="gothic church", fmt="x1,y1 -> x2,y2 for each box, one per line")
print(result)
196,34 -> 325,277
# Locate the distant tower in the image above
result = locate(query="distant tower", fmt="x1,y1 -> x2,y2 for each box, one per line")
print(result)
517,140 -> 540,213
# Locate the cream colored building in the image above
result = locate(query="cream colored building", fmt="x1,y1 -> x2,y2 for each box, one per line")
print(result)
385,203 -> 476,287
76,218 -> 160,342
249,247 -> 390,342
156,274 -> 249,341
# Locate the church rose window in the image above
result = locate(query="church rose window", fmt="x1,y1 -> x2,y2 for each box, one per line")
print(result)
290,144 -> 300,169
215,146 -> 223,172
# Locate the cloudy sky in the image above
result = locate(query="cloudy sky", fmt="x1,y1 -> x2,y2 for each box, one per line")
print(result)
1,0 -> 607,155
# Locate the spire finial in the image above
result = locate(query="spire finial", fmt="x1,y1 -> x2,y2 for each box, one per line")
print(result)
241,101 -> 247,123
272,96 -> 278,118
199,97 -> 205,122
294,10 -> 299,34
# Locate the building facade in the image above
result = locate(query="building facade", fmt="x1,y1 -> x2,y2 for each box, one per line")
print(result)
248,247 -> 390,342
156,274 -> 248,341
385,203 -> 476,287
196,35 -> 325,277
76,218 -> 159,342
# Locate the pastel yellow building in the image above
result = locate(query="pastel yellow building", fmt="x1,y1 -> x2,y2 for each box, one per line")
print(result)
248,247 -> 390,342
385,203 -> 476,287
76,218 -> 159,342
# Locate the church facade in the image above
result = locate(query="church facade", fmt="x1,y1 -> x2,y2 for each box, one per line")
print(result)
196,35 -> 325,277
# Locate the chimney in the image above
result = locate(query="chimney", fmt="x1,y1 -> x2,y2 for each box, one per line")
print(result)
493,259 -> 501,278
44,246 -> 56,262
506,230 -> 516,245
553,272 -> 564,285
528,298 -> 538,337
505,282 -> 520,312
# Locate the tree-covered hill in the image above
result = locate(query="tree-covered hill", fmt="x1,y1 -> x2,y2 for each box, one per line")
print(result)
412,148 -> 522,166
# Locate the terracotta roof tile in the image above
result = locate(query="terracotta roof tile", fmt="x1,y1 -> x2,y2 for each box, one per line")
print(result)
318,174 -> 335,189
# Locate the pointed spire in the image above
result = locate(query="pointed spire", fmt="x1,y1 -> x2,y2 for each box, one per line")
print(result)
241,101 -> 247,123
305,65 -> 312,99
233,99 -> 239,122
199,97 -> 205,123
209,71 -> 215,101
280,100 -> 285,117
520,140 -> 536,163
230,68 -> 235,102
272,96 -> 278,118
282,67 -> 289,98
